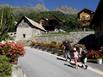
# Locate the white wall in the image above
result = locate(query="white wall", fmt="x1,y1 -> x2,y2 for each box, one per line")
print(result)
15,20 -> 33,41
15,19 -> 44,41
32,28 -> 43,37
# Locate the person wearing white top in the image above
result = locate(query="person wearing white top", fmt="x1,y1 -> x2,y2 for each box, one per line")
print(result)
73,47 -> 79,69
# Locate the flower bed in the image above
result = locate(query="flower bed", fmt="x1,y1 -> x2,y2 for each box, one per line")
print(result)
0,41 -> 25,64
87,50 -> 103,59
30,41 -> 63,56
0,41 -> 25,76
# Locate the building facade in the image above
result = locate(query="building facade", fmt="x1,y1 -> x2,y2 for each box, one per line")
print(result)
15,16 -> 46,41
90,0 -> 103,48
78,8 -> 94,29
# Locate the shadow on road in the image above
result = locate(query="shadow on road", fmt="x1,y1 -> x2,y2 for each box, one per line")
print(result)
64,63 -> 75,68
64,62 -> 88,69
56,57 -> 88,69
56,57 -> 67,62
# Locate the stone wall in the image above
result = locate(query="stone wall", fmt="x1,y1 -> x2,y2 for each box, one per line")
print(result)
12,65 -> 26,77
32,31 -> 94,45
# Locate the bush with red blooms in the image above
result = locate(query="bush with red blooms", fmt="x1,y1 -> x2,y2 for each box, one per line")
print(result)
0,41 -> 25,64
87,50 -> 103,59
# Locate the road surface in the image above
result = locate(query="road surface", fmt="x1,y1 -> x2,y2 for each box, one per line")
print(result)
18,47 -> 103,77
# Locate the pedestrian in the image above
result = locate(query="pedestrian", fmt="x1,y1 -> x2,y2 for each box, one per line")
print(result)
62,41 -> 71,62
78,46 -> 83,57
80,48 -> 88,69
73,47 -> 79,69
77,44 -> 83,62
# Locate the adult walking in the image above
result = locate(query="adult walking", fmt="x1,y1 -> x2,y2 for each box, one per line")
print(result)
80,47 -> 88,69
62,41 -> 71,62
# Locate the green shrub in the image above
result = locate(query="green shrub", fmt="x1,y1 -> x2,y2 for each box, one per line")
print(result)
0,55 -> 12,77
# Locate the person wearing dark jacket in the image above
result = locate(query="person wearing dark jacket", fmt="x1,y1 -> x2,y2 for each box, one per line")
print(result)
80,49 -> 88,69
62,41 -> 71,62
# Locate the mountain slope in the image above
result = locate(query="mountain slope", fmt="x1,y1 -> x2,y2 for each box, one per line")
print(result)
54,6 -> 79,14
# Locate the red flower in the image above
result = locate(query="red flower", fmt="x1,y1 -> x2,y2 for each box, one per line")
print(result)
0,41 -> 25,64
87,50 -> 103,59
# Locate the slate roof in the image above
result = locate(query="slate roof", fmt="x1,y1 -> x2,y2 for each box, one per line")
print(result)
78,8 -> 94,18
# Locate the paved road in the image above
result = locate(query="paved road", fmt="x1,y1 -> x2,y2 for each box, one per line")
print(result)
18,47 -> 103,77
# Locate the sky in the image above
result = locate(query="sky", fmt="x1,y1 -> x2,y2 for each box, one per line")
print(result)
0,0 -> 100,11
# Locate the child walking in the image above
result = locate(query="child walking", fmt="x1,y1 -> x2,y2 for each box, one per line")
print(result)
73,47 -> 79,69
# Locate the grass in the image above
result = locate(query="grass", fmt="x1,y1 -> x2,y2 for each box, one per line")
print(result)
0,75 -> 11,77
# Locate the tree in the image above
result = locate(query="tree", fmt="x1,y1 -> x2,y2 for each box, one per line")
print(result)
14,9 -> 80,32
0,6 -> 14,41
62,14 -> 80,32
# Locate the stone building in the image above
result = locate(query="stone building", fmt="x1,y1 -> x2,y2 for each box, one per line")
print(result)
15,16 -> 46,41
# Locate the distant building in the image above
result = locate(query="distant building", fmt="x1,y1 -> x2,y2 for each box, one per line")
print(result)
40,15 -> 63,32
15,16 -> 46,41
78,8 -> 94,30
